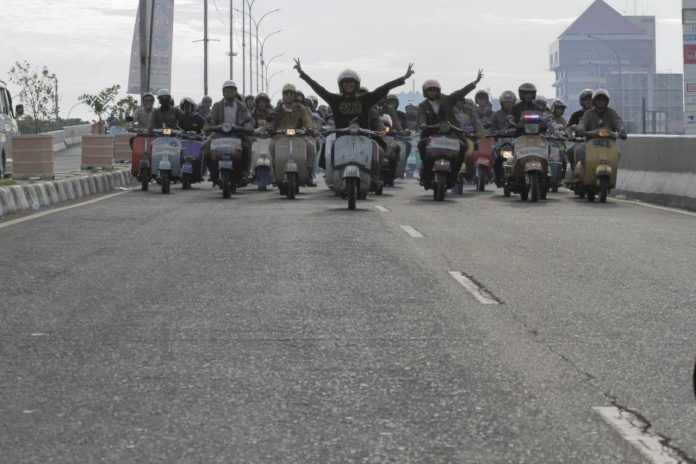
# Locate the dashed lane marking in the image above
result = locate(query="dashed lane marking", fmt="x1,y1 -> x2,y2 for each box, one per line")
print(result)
375,205 -> 391,212
399,225 -> 424,238
0,189 -> 133,230
448,271 -> 500,305
593,407 -> 685,464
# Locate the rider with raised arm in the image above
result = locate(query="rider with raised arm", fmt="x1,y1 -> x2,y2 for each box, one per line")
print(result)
292,58 -> 414,129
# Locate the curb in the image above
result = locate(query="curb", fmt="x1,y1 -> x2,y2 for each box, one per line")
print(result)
0,170 -> 134,217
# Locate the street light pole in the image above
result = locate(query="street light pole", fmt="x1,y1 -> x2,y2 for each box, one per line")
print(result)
587,34 -> 624,117
266,70 -> 284,94
247,0 -> 255,95
229,0 -> 233,80
259,29 -> 282,92
242,0 -> 246,94
264,53 -> 284,91
254,9 -> 280,93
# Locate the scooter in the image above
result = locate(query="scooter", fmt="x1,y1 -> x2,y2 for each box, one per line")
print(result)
422,121 -> 467,201
494,135 -> 515,188
473,136 -> 494,192
130,130 -> 156,192
503,111 -> 549,202
323,122 -> 382,210
569,129 -> 620,203
250,133 -> 273,191
381,127 -> 401,190
180,134 -> 204,190
207,122 -> 251,199
271,128 -> 311,199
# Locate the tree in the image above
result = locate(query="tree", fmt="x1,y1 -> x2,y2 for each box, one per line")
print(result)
113,96 -> 139,122
78,85 -> 121,126
7,60 -> 58,134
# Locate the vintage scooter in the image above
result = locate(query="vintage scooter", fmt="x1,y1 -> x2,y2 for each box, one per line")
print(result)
180,134 -> 204,190
422,121 -> 466,201
546,123 -> 566,193
380,125 -> 401,190
323,122 -> 381,210
569,129 -> 620,203
271,128 -> 310,199
473,136 -> 494,192
207,122 -> 250,199
503,111 -> 549,202
130,131 -> 156,192
250,132 -> 273,191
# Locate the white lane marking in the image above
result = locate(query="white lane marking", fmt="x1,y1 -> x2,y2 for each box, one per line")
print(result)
399,225 -> 424,238
0,189 -> 133,230
375,205 -> 391,212
448,271 -> 500,305
614,198 -> 696,218
593,407 -> 682,464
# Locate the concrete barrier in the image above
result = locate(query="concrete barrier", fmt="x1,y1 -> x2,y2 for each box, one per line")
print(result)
114,134 -> 132,163
63,124 -> 92,146
0,170 -> 134,217
614,135 -> 696,211
45,130 -> 67,152
10,135 -> 55,180
81,135 -> 114,169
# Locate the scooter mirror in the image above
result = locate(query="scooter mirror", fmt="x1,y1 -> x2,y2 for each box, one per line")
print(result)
15,104 -> 24,117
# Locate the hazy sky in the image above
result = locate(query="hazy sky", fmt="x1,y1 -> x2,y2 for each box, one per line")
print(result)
1,0 -> 684,120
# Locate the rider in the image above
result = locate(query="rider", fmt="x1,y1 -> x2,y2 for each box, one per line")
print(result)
511,83 -> 539,123
265,83 -> 318,186
534,95 -> 549,115
564,89 -> 594,170
148,88 -> 186,130
202,80 -> 254,184
574,89 -> 627,169
375,95 -> 403,132
474,90 -> 495,129
491,91 -> 516,134
179,97 -> 206,133
244,95 -> 256,112
198,95 -> 213,120
549,99 -> 568,127
386,94 -> 408,132
293,57 -> 414,130
416,70 -> 484,185
252,92 -> 273,128
132,93 -> 155,130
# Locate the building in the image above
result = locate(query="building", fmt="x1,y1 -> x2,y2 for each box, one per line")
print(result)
550,0 -> 684,133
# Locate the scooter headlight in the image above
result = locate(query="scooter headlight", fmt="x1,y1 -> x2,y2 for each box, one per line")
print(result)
501,149 -> 513,160
221,122 -> 233,133
163,128 -> 172,135
349,123 -> 360,135
286,129 -> 296,136
598,129 -> 610,138
439,122 -> 450,133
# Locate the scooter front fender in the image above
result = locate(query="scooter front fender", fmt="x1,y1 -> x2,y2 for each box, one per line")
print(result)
285,162 -> 299,174
342,165 -> 360,179
181,162 -> 193,174
433,159 -> 452,173
159,159 -> 172,171
524,160 -> 543,173
595,164 -> 612,178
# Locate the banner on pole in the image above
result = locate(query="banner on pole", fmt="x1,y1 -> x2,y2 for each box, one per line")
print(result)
127,0 -> 175,95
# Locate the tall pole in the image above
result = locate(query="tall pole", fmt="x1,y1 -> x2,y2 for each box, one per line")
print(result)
242,1 -> 246,94
259,30 -> 282,92
247,1 -> 254,95
138,0 -> 148,94
264,53 -> 284,91
229,0 -> 234,80
54,77 -> 59,120
204,0 -> 209,96
147,0 -> 156,92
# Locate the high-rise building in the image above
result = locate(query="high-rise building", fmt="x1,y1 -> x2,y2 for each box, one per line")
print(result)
550,0 -> 684,133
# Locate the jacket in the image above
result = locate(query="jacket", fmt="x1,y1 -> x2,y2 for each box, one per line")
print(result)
576,107 -> 627,138
206,99 -> 251,127
416,81 -> 478,138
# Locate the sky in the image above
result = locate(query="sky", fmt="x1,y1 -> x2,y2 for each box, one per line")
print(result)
0,0 -> 685,121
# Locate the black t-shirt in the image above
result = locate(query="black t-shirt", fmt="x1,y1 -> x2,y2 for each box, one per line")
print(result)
567,109 -> 587,128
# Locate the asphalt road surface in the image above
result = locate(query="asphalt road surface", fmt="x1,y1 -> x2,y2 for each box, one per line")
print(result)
1,178 -> 695,463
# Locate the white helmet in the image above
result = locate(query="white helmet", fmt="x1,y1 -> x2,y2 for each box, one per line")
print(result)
422,79 -> 441,93
337,69 -> 361,85
592,88 -> 610,102
380,114 -> 393,127
222,80 -> 237,89
157,88 -> 171,98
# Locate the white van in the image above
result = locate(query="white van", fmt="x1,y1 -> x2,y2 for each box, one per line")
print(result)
0,79 -> 23,177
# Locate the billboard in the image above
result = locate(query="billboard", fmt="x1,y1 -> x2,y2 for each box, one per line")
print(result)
127,0 -> 175,95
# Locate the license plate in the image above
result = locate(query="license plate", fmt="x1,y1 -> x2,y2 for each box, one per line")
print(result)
219,160 -> 233,169
181,163 -> 193,174
429,137 -> 460,151
211,138 -> 242,153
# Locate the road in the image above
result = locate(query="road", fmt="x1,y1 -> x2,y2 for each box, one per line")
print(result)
1,178 -> 695,463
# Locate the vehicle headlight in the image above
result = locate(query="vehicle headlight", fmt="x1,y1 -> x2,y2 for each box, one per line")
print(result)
221,122 -> 233,133
286,129 -> 296,136
501,150 -> 513,159
163,128 -> 172,135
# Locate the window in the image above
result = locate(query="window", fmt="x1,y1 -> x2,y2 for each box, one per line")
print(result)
0,89 -> 9,115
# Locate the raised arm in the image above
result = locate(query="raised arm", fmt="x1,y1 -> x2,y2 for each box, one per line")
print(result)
293,58 -> 336,105
365,63 -> 414,107
450,69 -> 484,102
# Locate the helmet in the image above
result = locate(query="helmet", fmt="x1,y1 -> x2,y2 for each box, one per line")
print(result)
381,114 -> 393,127
181,97 -> 195,106
499,90 -> 517,104
222,80 -> 237,89
535,95 -> 547,106
256,92 -> 270,102
309,95 -> 318,106
157,88 -> 171,98
386,94 -> 399,102
303,97 -> 313,107
518,82 -> 537,99
579,88 -> 593,104
464,98 -> 476,111
295,90 -> 305,99
337,69 -> 361,85
551,99 -> 566,111
282,83 -> 296,93
142,92 -> 155,101
475,90 -> 490,102
592,88 -> 610,102
422,79 -> 441,93
245,94 -> 255,101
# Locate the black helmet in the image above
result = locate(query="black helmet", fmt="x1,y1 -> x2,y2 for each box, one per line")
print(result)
475,90 -> 490,102
518,83 -> 537,99
579,89 -> 593,104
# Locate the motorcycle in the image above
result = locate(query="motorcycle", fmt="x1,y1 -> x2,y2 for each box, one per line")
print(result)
569,129 -> 620,203
503,111 -> 549,202
493,135 -> 516,188
250,133 -> 274,191
270,128 -> 311,199
422,121 -> 467,201
130,131 -> 156,192
207,122 -> 251,199
323,122 -> 382,210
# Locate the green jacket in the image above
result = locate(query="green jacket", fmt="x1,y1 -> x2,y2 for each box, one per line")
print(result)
268,103 -> 313,131
577,107 -> 626,138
